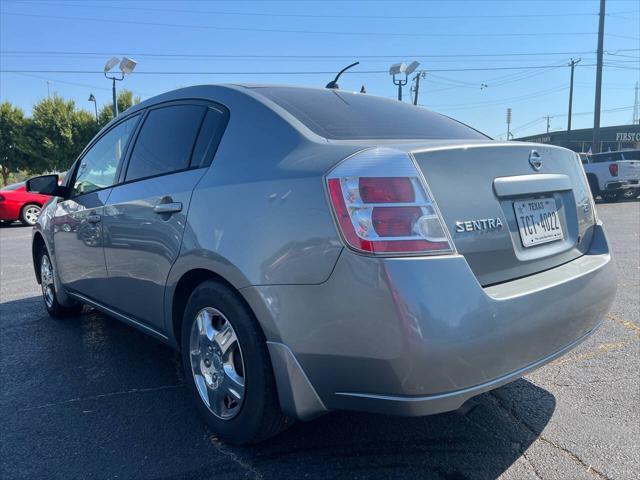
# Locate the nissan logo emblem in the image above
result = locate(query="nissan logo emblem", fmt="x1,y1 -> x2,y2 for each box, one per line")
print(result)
529,150 -> 543,171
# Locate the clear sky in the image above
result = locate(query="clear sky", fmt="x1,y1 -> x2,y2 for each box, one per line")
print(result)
1,0 -> 638,139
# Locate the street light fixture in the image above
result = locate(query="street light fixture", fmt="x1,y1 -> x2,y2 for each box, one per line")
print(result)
390,60 -> 419,102
88,93 -> 98,122
104,56 -> 137,118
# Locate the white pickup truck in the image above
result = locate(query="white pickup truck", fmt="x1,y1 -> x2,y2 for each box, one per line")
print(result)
581,149 -> 640,202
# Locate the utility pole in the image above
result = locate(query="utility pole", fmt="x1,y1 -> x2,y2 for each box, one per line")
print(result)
567,58 -> 581,150
633,81 -> 639,124
545,115 -> 552,134
46,80 -> 51,99
592,0 -> 606,153
506,108 -> 512,140
412,71 -> 425,105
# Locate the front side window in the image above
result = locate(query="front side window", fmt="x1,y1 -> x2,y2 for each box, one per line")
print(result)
125,105 -> 206,182
71,115 -> 140,196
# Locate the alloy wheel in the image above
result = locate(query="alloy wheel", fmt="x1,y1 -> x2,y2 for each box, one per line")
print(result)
40,254 -> 55,308
24,205 -> 41,225
189,307 -> 245,420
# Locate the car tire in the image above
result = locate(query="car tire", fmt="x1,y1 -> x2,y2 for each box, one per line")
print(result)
621,189 -> 637,200
38,248 -> 83,318
181,280 -> 292,445
20,203 -> 41,226
587,175 -> 600,200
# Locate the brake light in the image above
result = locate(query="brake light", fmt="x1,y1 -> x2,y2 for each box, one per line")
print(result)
609,163 -> 619,177
326,148 -> 453,255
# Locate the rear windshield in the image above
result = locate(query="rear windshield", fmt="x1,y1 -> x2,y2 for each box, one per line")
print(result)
622,150 -> 640,160
254,87 -> 488,141
590,152 -> 623,163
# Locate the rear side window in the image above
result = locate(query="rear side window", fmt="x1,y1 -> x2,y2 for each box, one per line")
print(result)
254,87 -> 488,140
190,107 -> 228,167
125,105 -> 206,182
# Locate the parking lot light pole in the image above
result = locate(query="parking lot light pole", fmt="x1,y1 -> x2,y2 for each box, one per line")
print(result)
390,61 -> 420,102
88,94 -> 98,122
103,56 -> 137,118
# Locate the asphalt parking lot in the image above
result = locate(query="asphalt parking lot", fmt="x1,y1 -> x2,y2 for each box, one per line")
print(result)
1,201 -> 638,480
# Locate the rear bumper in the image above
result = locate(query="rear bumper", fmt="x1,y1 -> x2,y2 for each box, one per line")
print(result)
605,180 -> 639,191
243,222 -> 616,420
0,201 -> 21,221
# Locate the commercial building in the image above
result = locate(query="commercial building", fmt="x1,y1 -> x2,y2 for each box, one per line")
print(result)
515,124 -> 640,153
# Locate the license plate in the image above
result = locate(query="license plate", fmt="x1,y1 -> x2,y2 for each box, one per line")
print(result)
513,198 -> 564,248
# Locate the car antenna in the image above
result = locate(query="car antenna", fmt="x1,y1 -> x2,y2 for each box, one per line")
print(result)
325,61 -> 359,90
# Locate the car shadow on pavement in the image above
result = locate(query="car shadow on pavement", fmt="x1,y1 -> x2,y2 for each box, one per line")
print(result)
1,297 -> 555,480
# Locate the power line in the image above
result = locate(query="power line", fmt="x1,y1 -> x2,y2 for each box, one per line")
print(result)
0,12 -> 603,37
493,106 -> 635,138
1,0 -> 613,19
3,49 -> 637,60
0,64 -> 606,75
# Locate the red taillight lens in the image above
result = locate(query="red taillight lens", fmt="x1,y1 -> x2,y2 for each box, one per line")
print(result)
372,206 -> 421,236
359,177 -> 414,203
326,148 -> 453,255
609,163 -> 619,176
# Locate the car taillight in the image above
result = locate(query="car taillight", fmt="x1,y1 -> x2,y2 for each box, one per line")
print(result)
609,163 -> 619,176
326,148 -> 454,255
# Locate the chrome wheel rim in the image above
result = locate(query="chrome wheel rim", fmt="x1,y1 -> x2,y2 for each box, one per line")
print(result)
40,254 -> 55,308
622,189 -> 635,199
24,206 -> 41,225
189,307 -> 245,420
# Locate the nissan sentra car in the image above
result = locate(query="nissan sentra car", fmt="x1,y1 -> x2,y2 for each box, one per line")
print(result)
27,85 -> 616,444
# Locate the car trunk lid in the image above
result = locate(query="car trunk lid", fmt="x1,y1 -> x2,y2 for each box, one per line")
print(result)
411,142 -> 596,286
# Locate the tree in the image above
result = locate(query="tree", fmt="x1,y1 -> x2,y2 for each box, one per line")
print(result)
73,109 -> 99,157
0,102 -> 29,186
97,89 -> 141,126
28,95 -> 99,173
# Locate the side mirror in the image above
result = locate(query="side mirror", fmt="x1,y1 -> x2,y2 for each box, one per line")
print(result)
26,175 -> 64,196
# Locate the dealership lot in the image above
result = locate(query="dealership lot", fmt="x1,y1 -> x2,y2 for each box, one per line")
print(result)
0,202 -> 638,480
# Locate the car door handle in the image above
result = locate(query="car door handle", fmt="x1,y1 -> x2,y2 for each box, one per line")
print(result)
86,214 -> 101,223
153,202 -> 183,214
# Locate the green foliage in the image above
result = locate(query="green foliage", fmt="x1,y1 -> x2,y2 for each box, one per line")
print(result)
0,102 -> 30,185
98,89 -> 141,126
0,89 -> 140,185
27,95 -> 99,173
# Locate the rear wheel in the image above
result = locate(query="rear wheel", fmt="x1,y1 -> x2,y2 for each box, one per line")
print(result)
20,204 -> 41,226
181,280 -> 291,444
621,188 -> 638,200
602,191 -> 621,203
39,249 -> 83,318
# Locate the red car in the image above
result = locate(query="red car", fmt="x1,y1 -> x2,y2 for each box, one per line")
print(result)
0,181 -> 52,226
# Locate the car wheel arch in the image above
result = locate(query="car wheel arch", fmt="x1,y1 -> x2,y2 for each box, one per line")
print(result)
586,173 -> 600,195
32,232 -> 47,284
170,268 -> 260,350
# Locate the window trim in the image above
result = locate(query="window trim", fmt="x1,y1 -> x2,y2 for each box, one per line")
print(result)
66,112 -> 143,200
191,105 -> 230,169
116,99 -> 229,187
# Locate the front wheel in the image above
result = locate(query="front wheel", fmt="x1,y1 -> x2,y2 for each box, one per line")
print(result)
39,249 -> 83,318
181,280 -> 291,444
20,204 -> 41,226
